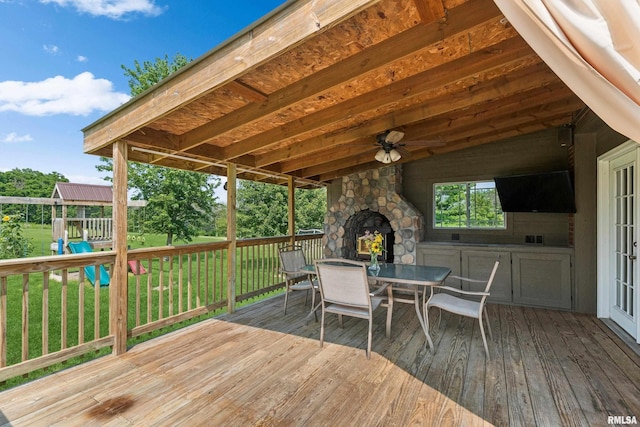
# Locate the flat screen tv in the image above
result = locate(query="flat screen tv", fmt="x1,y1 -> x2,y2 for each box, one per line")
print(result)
494,170 -> 576,213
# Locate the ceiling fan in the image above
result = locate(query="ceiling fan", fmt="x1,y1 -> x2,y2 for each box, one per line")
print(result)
373,130 -> 445,164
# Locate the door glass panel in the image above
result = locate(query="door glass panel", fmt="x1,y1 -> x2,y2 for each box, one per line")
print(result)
614,163 -> 635,318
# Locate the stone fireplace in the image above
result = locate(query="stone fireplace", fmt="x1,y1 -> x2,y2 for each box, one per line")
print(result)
323,165 -> 424,264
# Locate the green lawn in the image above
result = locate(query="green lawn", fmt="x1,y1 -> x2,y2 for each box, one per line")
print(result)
0,224 -> 286,390
21,224 -> 225,257
1,227 -> 284,390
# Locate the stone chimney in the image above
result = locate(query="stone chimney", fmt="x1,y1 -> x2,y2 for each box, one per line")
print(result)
323,165 -> 424,264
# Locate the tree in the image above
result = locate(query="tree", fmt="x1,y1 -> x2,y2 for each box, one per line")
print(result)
121,53 -> 191,97
236,180 -> 326,238
97,53 -> 221,245
0,168 -> 67,224
130,164 -> 218,245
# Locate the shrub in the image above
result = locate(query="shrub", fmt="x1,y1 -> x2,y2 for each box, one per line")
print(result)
0,215 -> 34,259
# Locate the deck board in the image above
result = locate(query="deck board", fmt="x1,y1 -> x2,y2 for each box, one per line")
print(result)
1,292 -> 639,426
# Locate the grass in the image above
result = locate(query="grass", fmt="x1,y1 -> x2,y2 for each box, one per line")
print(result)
2,224 -> 283,391
20,224 -> 226,257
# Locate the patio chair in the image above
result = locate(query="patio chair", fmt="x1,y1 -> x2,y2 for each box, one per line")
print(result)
315,259 -> 392,359
279,245 -> 318,315
424,258 -> 500,359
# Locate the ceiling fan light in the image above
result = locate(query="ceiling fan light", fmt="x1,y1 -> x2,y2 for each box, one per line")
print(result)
375,149 -> 387,162
389,149 -> 401,162
381,152 -> 392,164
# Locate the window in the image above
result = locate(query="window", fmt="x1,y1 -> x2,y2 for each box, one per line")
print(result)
434,180 -> 505,229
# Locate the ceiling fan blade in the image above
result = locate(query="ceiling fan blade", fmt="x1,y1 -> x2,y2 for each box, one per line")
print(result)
396,146 -> 412,158
385,130 -> 405,144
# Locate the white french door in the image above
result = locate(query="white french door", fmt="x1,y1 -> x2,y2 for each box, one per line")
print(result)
608,149 -> 638,338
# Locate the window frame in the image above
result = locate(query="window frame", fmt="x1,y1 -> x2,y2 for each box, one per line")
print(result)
432,179 -> 506,230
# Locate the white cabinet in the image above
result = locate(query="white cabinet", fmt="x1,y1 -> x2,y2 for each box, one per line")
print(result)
416,246 -> 461,285
417,243 -> 573,310
461,250 -> 512,304
512,252 -> 572,310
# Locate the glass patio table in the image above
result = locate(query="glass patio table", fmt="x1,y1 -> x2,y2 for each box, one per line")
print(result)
301,262 -> 451,351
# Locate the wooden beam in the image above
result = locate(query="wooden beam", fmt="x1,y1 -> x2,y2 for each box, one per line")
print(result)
276,55 -> 549,175
83,0 -> 380,154
423,115 -> 576,156
296,89 -> 581,179
214,0 -> 504,160
110,140 -> 128,355
229,35 -> 531,167
0,197 -> 62,205
226,81 -> 268,103
413,0 -> 446,24
121,128 -> 182,152
314,114 -> 576,182
0,196 -> 146,207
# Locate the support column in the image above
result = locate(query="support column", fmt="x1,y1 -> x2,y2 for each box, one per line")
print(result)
111,140 -> 128,354
573,132 -> 597,313
226,165 -> 237,313
288,176 -> 295,246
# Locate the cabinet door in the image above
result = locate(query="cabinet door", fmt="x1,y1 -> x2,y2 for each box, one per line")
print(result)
462,250 -> 511,304
417,247 -> 461,288
512,252 -> 572,309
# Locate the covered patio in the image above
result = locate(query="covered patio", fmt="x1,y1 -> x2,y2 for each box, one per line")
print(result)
2,0 -> 640,424
1,293 -> 639,426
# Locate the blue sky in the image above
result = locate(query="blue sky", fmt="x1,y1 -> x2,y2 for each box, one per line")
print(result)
0,0 -> 286,192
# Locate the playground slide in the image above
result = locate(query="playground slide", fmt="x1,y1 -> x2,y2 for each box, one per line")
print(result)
67,241 -> 110,287
127,260 -> 147,275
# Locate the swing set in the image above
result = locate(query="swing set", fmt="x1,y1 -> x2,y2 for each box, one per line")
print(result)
0,182 -> 146,256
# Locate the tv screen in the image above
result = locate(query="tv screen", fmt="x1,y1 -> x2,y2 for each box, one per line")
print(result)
494,170 -> 576,213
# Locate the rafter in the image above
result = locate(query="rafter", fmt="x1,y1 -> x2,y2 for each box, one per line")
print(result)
272,59 -> 555,173
291,92 -> 582,180
177,0 -> 503,158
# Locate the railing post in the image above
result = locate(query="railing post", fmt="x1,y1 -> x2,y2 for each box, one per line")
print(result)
111,140 -> 129,354
226,164 -> 237,314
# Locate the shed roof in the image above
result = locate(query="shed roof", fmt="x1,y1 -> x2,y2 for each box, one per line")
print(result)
51,182 -> 112,204
82,0 -> 586,187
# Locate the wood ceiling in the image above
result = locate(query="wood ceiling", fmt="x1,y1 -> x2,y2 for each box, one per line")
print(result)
83,0 -> 585,188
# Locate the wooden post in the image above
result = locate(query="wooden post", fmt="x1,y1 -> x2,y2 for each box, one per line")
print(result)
111,140 -> 128,355
288,176 -> 295,246
226,165 -> 237,314
62,205 -> 67,237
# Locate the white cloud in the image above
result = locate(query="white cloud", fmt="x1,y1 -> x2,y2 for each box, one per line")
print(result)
2,132 -> 33,143
0,72 -> 130,116
43,44 -> 60,54
77,55 -> 88,62
40,0 -> 165,19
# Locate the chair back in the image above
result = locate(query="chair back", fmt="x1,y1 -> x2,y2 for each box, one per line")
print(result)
483,259 -> 501,294
279,245 -> 307,278
315,259 -> 371,308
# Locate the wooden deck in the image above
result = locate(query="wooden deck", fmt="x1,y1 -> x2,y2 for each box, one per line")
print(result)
1,292 -> 639,426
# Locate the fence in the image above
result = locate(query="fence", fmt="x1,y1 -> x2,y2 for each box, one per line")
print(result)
0,233 -> 323,382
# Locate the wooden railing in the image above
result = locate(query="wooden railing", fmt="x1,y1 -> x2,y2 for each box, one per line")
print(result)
0,252 -> 116,382
0,234 -> 323,382
66,217 -> 113,241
